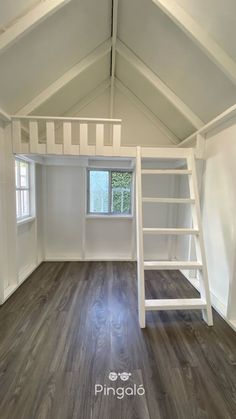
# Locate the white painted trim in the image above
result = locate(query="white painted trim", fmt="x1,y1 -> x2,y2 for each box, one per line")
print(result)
16,39 -> 112,115
110,0 -> 119,120
2,261 -> 41,304
86,215 -> 133,220
12,114 -> 121,124
0,0 -> 72,54
152,0 -> 236,86
0,107 -> 11,122
115,79 -> 179,144
18,263 -> 38,285
116,40 -> 203,129
145,298 -> 206,311
179,103 -> 236,147
3,284 -> 18,302
17,216 -> 36,226
136,146 -> 146,327
141,146 -> 192,158
44,256 -> 135,262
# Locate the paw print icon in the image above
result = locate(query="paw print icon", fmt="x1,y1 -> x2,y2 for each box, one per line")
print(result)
119,372 -> 131,381
109,372 -> 118,381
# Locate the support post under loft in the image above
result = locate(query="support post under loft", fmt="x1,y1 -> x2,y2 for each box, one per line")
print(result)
135,146 -> 213,328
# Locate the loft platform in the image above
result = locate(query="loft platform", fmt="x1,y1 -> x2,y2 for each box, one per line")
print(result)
11,115 -> 202,159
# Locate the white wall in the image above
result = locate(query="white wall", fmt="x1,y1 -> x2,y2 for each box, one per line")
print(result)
142,165 -> 175,260
16,163 -> 44,283
0,129 -> 44,304
43,165 -> 84,260
42,157 -> 174,261
17,221 -> 37,281
173,119 -> 236,329
0,122 -> 6,303
74,87 -> 174,147
201,119 -> 236,322
42,160 -> 135,261
0,123 -> 17,302
114,88 -> 175,147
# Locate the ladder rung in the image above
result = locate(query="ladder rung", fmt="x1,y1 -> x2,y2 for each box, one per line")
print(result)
141,170 -> 192,175
145,298 -> 207,311
143,228 -> 199,235
143,261 -> 202,270
142,198 -> 195,204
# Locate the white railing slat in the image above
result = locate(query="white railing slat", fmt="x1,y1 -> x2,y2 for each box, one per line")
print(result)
46,121 -> 55,154
63,122 -> 79,155
63,122 -> 72,154
12,117 -> 122,157
12,120 -> 22,153
96,124 -> 104,155
46,121 -> 62,154
112,124 -> 121,155
29,121 -> 38,154
79,123 -> 88,155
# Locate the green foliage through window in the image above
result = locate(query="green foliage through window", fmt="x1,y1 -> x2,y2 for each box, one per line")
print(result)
88,170 -> 133,215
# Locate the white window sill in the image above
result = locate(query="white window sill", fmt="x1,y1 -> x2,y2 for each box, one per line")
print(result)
17,216 -> 35,226
86,214 -> 133,220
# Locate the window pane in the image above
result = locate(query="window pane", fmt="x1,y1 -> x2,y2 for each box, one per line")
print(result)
20,190 -> 30,217
89,170 -> 109,213
16,190 -> 21,218
111,172 -> 132,214
20,161 -> 29,188
15,160 -> 20,188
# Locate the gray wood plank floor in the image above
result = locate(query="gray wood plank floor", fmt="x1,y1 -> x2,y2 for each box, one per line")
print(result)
0,262 -> 235,419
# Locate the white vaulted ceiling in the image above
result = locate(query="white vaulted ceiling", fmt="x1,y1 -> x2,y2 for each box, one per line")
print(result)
0,0 -> 236,142
0,0 -> 111,112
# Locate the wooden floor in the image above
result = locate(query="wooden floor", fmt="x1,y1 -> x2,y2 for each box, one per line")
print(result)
0,262 -> 236,419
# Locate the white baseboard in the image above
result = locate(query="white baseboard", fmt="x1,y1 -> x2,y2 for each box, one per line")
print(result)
2,261 -> 42,305
3,284 -> 18,302
18,263 -> 39,285
45,255 -> 136,262
180,269 -> 236,333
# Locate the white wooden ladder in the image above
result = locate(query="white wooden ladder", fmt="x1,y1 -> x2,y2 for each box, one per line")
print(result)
135,146 -> 213,328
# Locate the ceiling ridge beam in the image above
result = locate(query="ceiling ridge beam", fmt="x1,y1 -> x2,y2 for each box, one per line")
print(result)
0,0 -> 72,55
115,78 -> 179,145
16,39 -> 112,115
110,0 -> 119,119
116,39 -> 203,129
152,0 -> 236,86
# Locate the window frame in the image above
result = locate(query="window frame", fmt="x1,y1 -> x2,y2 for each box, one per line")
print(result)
15,158 -> 32,221
87,168 -> 134,217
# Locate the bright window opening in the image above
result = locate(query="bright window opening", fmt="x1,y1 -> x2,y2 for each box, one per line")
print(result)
15,159 -> 31,219
88,169 -> 133,215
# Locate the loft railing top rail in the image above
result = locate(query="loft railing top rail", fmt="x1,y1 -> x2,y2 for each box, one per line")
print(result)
11,115 -> 122,124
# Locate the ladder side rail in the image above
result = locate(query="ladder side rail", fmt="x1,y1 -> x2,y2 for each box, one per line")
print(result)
187,151 -> 213,325
136,146 -> 145,328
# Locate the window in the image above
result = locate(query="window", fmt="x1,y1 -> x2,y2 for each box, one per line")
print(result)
88,169 -> 133,215
15,159 -> 31,219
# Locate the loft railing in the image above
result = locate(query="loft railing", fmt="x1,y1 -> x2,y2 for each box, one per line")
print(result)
11,115 -> 136,157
